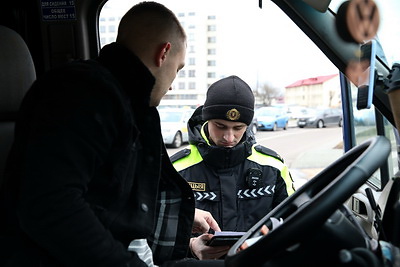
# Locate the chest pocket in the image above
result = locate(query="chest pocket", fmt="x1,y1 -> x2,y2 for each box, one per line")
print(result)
237,185 -> 275,200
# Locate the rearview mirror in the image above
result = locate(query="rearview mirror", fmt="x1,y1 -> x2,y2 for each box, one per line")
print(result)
356,40 -> 377,110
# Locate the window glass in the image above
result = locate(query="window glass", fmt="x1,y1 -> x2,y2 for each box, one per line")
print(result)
350,84 -> 399,189
384,121 -> 400,185
99,0 -> 353,190
330,0 -> 400,67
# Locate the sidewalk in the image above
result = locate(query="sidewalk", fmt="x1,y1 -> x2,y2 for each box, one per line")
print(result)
289,142 -> 344,190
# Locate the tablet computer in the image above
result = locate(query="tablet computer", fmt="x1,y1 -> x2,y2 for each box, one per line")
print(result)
205,231 -> 246,247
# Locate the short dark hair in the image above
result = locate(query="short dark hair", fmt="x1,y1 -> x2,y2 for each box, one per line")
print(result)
117,1 -> 186,55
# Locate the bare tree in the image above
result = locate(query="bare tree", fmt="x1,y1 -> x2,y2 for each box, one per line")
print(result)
255,82 -> 283,106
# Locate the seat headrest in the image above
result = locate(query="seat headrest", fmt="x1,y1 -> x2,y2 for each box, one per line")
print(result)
0,25 -> 36,121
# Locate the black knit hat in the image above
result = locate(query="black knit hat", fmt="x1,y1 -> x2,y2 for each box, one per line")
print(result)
202,75 -> 255,125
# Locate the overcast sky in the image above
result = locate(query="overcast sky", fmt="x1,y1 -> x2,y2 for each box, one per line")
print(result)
104,0 -> 339,90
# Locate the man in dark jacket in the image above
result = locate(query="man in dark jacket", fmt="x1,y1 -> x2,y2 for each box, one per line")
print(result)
0,2 -> 222,266
171,75 -> 295,260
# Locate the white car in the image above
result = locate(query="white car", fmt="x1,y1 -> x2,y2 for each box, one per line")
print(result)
159,108 -> 194,148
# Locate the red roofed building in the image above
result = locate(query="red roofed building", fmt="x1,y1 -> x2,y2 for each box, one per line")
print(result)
285,74 -> 341,108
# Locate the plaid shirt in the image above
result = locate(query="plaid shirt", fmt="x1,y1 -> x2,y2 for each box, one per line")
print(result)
147,150 -> 195,266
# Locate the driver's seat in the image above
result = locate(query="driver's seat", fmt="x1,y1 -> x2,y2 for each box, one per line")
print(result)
0,25 -> 35,265
0,25 -> 35,188
380,173 -> 400,246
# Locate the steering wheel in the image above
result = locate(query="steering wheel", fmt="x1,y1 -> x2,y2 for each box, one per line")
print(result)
225,136 -> 391,267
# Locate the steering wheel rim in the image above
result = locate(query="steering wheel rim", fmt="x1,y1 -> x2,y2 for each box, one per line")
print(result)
225,136 -> 391,267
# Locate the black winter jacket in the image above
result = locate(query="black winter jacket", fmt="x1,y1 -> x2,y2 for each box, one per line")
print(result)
171,106 -> 294,232
0,43 -> 194,266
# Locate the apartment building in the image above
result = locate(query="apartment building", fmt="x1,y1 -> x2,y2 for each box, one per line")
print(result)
285,74 -> 341,108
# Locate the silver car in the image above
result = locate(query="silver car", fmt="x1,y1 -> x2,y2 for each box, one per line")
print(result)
159,108 -> 194,148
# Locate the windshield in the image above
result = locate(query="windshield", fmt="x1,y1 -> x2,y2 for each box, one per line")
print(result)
100,0 -> 338,93
329,0 -> 400,67
100,0 -> 399,189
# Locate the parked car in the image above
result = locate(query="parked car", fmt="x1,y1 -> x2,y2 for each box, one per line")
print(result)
287,105 -> 309,120
159,108 -> 194,148
297,107 -> 342,128
249,117 -> 258,135
255,107 -> 289,131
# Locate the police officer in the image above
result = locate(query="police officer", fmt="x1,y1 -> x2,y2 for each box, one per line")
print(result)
171,75 -> 295,237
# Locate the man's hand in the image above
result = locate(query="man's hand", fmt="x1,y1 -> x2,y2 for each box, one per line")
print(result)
239,225 -> 269,251
190,235 -> 229,260
192,208 -> 221,234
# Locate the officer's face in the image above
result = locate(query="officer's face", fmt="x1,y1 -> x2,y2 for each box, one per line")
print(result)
208,119 -> 247,148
